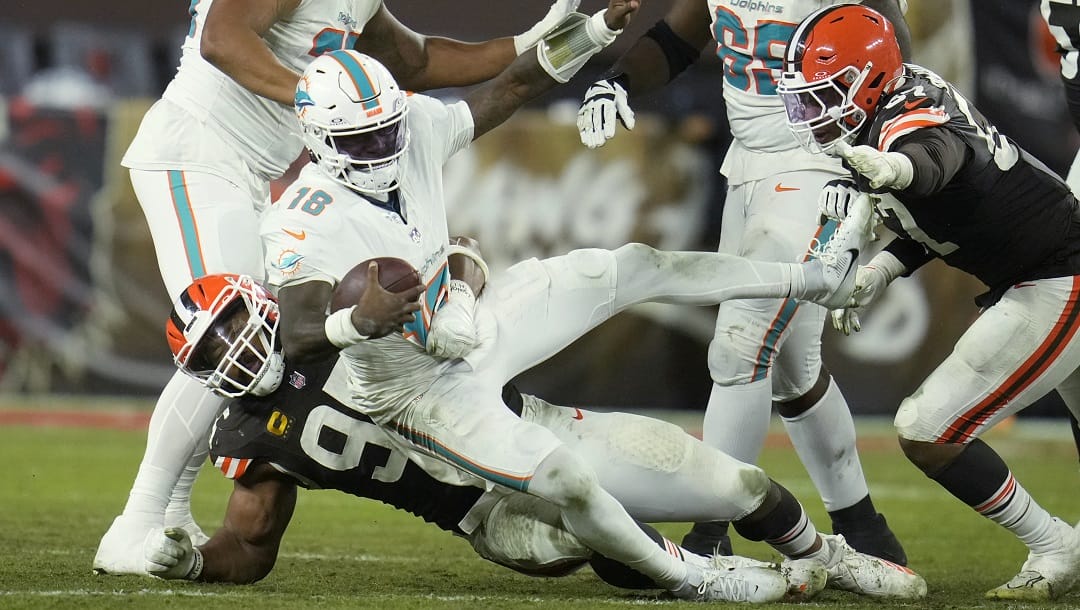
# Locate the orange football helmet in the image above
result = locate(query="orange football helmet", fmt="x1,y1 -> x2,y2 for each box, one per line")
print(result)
166,274 -> 284,397
777,4 -> 904,153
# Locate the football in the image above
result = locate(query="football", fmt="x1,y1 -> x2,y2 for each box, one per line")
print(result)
330,257 -> 422,312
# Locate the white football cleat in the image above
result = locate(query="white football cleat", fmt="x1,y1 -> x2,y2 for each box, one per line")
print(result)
985,518 -> 1080,600
777,557 -> 829,602
819,534 -> 927,599
92,515 -> 157,576
713,555 -> 826,601
690,558 -> 790,603
805,193 -> 875,310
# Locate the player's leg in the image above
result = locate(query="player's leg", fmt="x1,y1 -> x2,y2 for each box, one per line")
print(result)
688,172 -> 893,558
520,394 -> 923,598
773,318 -> 905,564
394,379 -> 788,603
94,168 -> 265,575
894,277 -> 1080,600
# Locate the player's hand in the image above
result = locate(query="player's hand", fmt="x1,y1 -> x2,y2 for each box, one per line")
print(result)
145,527 -> 203,580
830,307 -> 862,335
828,264 -> 891,335
832,141 -> 913,190
603,0 -> 640,30
427,280 -> 478,359
818,179 -> 862,224
578,77 -> 635,148
354,262 -> 424,338
513,0 -> 582,55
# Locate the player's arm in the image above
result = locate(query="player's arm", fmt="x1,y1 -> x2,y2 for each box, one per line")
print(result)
861,0 -> 912,61
145,462 -> 297,584
577,0 -> 709,148
200,0 -> 303,106
607,0 -> 712,96
277,274 -> 423,363
467,0 -> 640,140
428,237 -> 489,360
356,1 -> 582,91
836,127 -> 969,196
355,5 -> 514,91
199,463 -> 297,583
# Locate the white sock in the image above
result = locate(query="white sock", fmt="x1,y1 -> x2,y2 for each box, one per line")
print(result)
164,443 -> 210,528
781,378 -> 868,511
120,372 -> 224,522
766,511 -> 821,558
976,473 -> 1062,556
702,380 -> 772,464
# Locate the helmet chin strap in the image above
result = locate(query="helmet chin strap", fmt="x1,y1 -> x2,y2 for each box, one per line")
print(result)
250,352 -> 285,396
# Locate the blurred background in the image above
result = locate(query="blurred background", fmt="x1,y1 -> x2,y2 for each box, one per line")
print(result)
0,0 -> 1075,420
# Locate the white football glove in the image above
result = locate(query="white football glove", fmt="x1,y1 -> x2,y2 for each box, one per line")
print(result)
513,0 -> 582,55
818,179 -> 863,223
832,140 -> 914,190
145,527 -> 204,580
427,280 -> 478,360
829,251 -> 906,335
577,77 -> 635,148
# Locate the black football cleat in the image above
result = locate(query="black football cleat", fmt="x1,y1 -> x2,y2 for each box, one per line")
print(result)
831,512 -> 908,566
681,521 -> 734,557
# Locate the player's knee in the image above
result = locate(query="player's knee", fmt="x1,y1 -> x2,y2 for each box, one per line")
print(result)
534,447 -> 602,509
899,435 -> 958,475
707,334 -> 760,386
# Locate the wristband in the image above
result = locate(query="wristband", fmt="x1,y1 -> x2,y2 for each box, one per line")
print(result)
187,547 -> 204,581
324,306 -> 369,348
447,244 -> 490,283
447,279 -> 477,304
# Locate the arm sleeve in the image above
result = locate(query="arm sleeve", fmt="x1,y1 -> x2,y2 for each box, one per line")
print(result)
892,127 -> 970,197
883,236 -> 935,275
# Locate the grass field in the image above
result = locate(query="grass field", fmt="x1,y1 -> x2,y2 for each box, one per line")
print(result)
1,409 -> 1078,609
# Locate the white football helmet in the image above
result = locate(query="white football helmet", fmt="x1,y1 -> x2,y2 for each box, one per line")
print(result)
166,274 -> 284,398
295,50 -> 410,195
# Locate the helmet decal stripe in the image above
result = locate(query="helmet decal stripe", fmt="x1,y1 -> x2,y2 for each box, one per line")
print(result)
328,50 -> 382,115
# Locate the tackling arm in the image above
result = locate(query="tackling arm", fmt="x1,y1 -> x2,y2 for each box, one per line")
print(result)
200,0 -> 303,106
198,463 -> 298,583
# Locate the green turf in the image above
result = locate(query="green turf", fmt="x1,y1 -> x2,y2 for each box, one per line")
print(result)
1,418 -> 1078,609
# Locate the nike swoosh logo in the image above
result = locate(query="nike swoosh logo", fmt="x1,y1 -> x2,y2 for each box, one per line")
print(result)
904,99 -> 924,110
572,408 -> 584,420
283,228 -> 306,240
774,183 -> 799,192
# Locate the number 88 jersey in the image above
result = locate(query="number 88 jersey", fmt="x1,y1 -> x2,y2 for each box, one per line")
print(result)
708,0 -> 840,150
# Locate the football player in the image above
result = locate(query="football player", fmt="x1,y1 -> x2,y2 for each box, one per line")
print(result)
1042,0 -> 1080,465
250,0 -> 904,593
575,0 -> 911,563
777,4 -> 1080,600
96,0 -> 586,575
144,272 -> 925,602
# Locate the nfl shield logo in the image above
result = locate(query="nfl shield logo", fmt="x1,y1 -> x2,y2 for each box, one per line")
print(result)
289,371 -> 307,389
409,227 -> 422,244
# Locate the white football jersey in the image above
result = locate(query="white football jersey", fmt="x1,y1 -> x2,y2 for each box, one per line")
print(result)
261,94 -> 474,418
124,0 -> 381,180
709,0 -> 841,151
